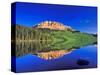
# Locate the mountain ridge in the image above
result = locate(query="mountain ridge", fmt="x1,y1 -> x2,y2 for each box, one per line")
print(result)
33,21 -> 74,31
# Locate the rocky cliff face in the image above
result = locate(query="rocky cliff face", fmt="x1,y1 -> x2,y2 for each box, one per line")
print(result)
34,21 -> 73,31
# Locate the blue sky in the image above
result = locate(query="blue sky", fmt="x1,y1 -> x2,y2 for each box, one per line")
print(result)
14,2 -> 97,34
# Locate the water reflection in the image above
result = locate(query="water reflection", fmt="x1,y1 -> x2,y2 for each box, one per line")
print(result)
16,41 -> 95,60
37,49 -> 74,60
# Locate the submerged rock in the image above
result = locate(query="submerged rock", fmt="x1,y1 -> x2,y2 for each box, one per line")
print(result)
77,59 -> 89,66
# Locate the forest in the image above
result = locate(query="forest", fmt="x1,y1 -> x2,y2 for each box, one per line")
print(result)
12,25 -> 97,44
11,24 -> 97,57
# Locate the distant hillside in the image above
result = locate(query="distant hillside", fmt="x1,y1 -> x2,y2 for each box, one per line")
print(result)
33,21 -> 74,31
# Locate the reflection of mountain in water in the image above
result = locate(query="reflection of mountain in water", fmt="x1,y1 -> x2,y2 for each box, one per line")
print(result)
15,40 -> 95,60
37,50 -> 74,60
16,41 -> 75,58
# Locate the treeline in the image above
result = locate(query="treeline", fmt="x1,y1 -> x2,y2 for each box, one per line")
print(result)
11,24 -> 97,45
14,25 -> 53,42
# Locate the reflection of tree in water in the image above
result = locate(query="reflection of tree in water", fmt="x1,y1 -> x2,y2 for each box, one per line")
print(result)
16,41 -> 52,57
16,41 -> 76,59
16,40 -> 95,60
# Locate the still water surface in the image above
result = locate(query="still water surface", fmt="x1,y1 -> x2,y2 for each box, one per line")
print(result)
15,42 -> 97,72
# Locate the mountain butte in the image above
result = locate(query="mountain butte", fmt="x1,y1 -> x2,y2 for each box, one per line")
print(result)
33,21 -> 74,31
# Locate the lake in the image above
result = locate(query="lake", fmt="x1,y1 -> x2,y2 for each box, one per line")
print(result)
14,42 -> 97,72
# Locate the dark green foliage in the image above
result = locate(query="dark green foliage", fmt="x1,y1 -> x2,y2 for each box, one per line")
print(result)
15,25 -> 53,41
13,25 -> 97,57
14,24 -> 97,45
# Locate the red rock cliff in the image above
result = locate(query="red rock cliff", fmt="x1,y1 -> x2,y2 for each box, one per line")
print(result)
34,21 -> 73,30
